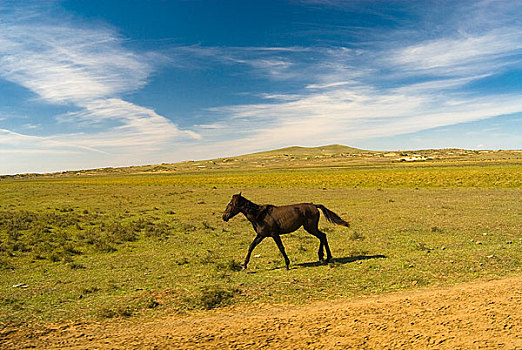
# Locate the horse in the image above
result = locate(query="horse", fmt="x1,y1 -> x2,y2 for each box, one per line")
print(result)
222,193 -> 350,270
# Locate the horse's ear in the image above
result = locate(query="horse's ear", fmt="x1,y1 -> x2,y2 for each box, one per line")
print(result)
238,192 -> 242,197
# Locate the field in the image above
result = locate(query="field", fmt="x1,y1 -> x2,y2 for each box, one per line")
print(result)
0,146 -> 521,347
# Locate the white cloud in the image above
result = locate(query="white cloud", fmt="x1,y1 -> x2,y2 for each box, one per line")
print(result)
0,149 -> 80,155
0,23 -> 150,103
21,123 -> 38,130
389,29 -> 522,77
195,123 -> 226,129
205,81 -> 518,151
185,2 -> 522,157
0,127 -> 107,154
306,81 -> 352,89
0,4 -> 198,159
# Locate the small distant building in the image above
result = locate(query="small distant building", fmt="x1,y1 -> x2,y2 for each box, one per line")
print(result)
397,154 -> 428,162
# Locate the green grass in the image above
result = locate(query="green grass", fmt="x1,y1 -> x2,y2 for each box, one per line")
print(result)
35,163 -> 521,188
0,161 -> 521,326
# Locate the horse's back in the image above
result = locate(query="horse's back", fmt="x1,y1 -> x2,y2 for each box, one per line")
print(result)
270,203 -> 319,234
275,202 -> 316,210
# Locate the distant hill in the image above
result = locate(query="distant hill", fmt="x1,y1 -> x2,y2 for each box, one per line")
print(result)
245,144 -> 372,157
2,145 -> 521,179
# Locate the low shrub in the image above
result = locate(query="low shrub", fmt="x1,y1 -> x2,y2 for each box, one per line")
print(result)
192,285 -> 239,310
98,305 -> 134,318
216,259 -> 242,272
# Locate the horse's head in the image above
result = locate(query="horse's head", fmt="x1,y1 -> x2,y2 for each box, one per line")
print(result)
222,193 -> 243,222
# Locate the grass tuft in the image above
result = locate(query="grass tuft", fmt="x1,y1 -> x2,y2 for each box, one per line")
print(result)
191,285 -> 239,310
216,259 -> 243,272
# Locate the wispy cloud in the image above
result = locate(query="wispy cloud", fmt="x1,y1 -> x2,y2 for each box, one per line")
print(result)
0,127 -> 104,154
183,1 -> 522,155
167,45 -> 313,81
306,81 -> 352,89
389,29 -> 522,77
0,3 -> 198,157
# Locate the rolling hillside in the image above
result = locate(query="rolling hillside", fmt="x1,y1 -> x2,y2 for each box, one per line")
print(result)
2,144 -> 521,179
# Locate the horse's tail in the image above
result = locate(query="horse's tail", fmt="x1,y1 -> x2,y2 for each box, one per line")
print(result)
315,204 -> 350,228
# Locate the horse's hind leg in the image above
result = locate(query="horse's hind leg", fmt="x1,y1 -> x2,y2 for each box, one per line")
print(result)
308,231 -> 331,263
272,234 -> 290,270
310,230 -> 325,263
320,232 -> 332,262
304,218 -> 332,263
314,231 -> 332,263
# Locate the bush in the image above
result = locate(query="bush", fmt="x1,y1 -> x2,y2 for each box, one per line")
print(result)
78,228 -> 101,245
216,259 -> 242,272
0,256 -> 13,270
107,222 -> 137,243
349,230 -> 365,241
68,262 -> 86,270
62,242 -> 82,255
144,221 -> 170,239
195,285 -> 238,310
98,305 -> 134,318
94,239 -> 117,253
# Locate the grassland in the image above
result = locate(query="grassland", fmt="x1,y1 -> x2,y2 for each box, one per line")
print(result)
0,146 -> 521,326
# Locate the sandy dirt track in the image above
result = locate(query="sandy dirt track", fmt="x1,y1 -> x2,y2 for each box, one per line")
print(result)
2,275 -> 522,349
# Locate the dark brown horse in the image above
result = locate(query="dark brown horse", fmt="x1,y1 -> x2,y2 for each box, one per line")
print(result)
222,193 -> 350,270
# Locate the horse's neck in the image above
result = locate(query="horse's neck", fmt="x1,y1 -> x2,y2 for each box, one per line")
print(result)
240,199 -> 261,222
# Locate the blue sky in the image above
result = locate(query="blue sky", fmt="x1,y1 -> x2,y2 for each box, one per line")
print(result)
1,0 -> 521,174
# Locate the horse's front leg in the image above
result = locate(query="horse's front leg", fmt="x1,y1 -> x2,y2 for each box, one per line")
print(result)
272,234 -> 290,270
243,234 -> 264,270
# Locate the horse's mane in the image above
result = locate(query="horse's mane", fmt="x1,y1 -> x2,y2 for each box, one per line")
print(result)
239,196 -> 259,211
240,197 -> 274,220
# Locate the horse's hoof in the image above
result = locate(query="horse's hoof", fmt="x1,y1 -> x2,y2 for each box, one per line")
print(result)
319,259 -> 326,264
241,266 -> 247,271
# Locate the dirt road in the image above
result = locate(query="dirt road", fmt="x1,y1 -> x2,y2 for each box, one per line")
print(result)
2,275 -> 521,349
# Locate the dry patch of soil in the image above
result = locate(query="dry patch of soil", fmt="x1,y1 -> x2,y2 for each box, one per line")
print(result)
2,276 -> 521,349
